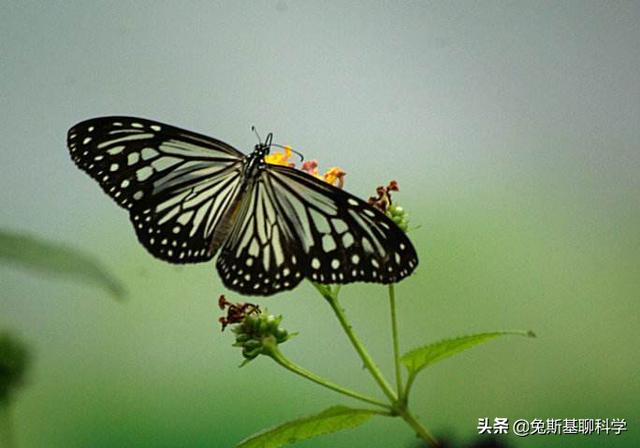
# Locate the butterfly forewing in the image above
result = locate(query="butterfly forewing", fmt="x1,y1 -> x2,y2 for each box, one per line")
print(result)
217,165 -> 418,295
68,117 -> 245,263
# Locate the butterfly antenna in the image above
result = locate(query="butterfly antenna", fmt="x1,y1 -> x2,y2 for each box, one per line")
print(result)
272,143 -> 304,162
251,126 -> 262,144
290,147 -> 304,162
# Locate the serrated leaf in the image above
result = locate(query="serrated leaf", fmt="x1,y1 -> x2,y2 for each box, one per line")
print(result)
0,230 -> 125,299
236,406 -> 379,448
401,331 -> 535,375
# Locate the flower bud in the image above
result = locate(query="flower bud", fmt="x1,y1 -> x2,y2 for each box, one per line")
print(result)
230,310 -> 293,365
275,328 -> 289,343
387,203 -> 409,233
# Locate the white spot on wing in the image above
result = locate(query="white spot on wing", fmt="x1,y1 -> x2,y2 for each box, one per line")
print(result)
136,166 -> 153,181
322,234 -> 336,252
107,145 -> 125,155
141,147 -> 159,160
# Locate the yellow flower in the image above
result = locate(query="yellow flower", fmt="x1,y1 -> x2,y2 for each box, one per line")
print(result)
268,149 -> 346,189
301,161 -> 346,189
323,167 -> 346,189
265,145 -> 295,167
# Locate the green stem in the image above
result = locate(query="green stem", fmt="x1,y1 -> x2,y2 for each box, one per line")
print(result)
315,284 -> 398,403
0,403 -> 16,448
264,340 -> 391,410
310,282 -> 439,448
404,371 -> 418,402
388,284 -> 403,399
398,408 -> 440,448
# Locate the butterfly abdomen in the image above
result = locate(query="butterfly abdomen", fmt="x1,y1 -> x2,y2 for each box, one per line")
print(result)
209,187 -> 246,256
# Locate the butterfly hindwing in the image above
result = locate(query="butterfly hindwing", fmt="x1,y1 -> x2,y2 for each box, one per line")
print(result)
68,117 -> 245,263
216,175 -> 306,295
217,165 -> 418,295
268,166 -> 419,284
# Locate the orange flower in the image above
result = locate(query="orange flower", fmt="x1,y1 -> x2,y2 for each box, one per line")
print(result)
265,145 -> 295,167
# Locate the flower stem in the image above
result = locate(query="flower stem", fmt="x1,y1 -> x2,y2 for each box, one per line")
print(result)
263,340 -> 391,410
0,403 -> 17,448
316,285 -> 398,403
388,284 -> 403,399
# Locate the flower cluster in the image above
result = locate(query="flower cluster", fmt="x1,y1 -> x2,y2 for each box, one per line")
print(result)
264,145 -> 296,168
219,296 -> 293,364
368,180 -> 398,212
387,203 -> 409,233
266,147 -> 346,189
368,180 -> 409,232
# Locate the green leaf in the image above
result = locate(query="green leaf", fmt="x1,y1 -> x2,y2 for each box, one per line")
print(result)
236,406 -> 379,448
401,331 -> 535,375
0,230 -> 125,299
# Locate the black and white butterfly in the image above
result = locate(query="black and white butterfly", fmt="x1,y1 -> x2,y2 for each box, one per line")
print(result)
67,117 -> 418,295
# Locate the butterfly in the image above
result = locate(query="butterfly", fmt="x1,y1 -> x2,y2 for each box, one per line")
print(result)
67,117 -> 418,296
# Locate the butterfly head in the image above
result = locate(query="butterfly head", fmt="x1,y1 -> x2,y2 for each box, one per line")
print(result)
245,132 -> 274,178
254,132 -> 273,157
250,126 -> 273,157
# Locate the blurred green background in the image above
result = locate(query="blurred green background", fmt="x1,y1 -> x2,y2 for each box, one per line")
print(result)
1,2 -> 638,447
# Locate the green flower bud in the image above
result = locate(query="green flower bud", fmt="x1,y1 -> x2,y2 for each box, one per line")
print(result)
247,315 -> 261,331
238,335 -> 251,344
228,311 -> 293,364
387,203 -> 410,233
242,346 -> 262,360
258,317 -> 270,334
243,339 -> 262,350
275,328 -> 289,343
